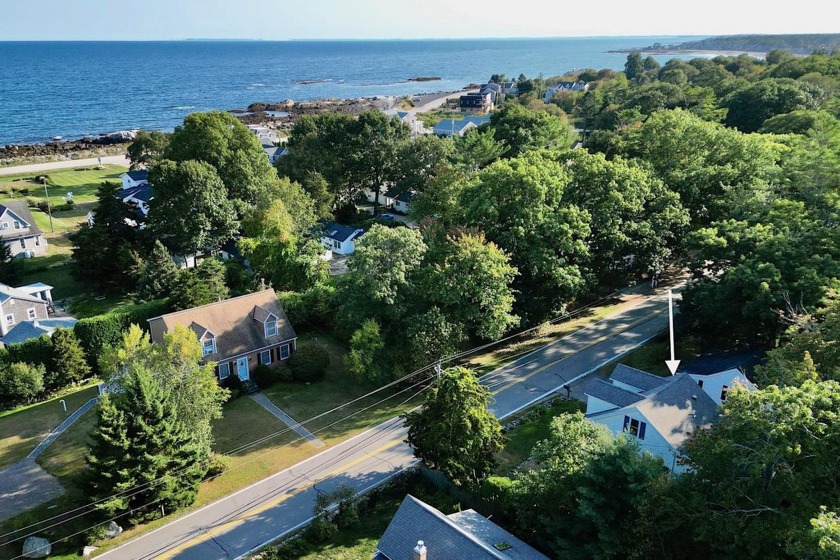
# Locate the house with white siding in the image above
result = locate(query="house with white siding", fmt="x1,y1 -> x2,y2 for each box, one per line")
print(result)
584,364 -> 756,473
0,201 -> 47,258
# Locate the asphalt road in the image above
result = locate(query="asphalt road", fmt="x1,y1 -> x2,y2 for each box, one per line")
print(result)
96,290 -> 670,560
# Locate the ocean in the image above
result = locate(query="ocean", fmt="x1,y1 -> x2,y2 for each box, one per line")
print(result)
0,37 -> 702,145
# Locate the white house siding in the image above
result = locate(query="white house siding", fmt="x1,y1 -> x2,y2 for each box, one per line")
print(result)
689,370 -> 753,406
4,235 -> 47,258
590,407 -> 685,473
584,396 -> 618,415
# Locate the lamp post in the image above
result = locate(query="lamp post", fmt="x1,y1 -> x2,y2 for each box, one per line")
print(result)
42,178 -> 54,232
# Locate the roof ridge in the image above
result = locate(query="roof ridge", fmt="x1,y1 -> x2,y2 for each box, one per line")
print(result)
147,289 -> 276,322
403,496 -> 505,559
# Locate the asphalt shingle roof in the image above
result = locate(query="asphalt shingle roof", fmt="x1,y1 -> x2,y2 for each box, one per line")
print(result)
611,363 -> 668,392
147,289 -> 296,361
584,378 -> 645,408
0,201 -> 42,240
125,170 -> 148,182
635,374 -> 719,449
319,220 -> 365,243
376,495 -> 548,560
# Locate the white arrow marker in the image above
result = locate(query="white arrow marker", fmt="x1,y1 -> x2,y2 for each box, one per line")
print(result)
666,289 -> 680,375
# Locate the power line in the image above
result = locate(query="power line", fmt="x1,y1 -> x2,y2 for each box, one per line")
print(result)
0,285 -> 635,545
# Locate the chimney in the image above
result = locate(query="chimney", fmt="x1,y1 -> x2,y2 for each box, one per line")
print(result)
413,540 -> 427,560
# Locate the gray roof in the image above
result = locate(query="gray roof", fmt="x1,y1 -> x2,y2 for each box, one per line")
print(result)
635,374 -> 720,449
147,289 -> 296,361
377,495 -> 548,560
0,283 -> 47,306
124,170 -> 149,182
585,378 -> 645,408
319,220 -> 365,243
0,201 -> 42,240
611,364 -> 667,392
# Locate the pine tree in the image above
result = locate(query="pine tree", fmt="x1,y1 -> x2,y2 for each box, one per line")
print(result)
0,242 -> 21,284
86,366 -> 206,524
136,239 -> 179,302
49,328 -> 91,389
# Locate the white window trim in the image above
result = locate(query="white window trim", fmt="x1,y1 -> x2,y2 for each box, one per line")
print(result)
259,350 -> 272,365
202,337 -> 216,356
0,223 -> 7,230
264,318 -> 278,338
27,308 -> 36,320
279,344 -> 290,360
5,314 -> 14,326
217,362 -> 231,380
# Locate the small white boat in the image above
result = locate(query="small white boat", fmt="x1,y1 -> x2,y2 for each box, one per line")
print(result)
51,136 -> 63,142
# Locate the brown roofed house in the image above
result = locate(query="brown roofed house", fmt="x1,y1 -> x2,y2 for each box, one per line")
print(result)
147,289 -> 297,382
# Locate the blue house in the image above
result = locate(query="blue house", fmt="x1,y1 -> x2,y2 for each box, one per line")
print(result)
433,115 -> 491,137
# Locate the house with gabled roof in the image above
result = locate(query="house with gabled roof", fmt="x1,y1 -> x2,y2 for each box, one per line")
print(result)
375,495 -> 548,560
147,289 -> 297,383
120,170 -> 149,190
584,364 -> 756,472
0,282 -> 74,347
319,220 -> 365,257
0,201 -> 47,258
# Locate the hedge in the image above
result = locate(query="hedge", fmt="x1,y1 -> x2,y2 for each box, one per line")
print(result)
278,284 -> 337,330
74,299 -> 170,370
0,334 -> 54,370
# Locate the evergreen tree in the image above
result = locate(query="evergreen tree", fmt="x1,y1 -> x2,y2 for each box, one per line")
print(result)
0,242 -> 21,284
49,329 -> 91,389
136,240 -> 179,302
86,365 -> 206,524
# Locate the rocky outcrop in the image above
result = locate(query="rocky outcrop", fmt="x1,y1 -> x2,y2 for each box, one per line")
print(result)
21,537 -> 51,558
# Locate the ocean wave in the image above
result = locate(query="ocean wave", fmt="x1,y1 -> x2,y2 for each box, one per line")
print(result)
167,105 -> 196,110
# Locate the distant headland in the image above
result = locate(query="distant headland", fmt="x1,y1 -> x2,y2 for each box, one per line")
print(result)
611,33 -> 840,56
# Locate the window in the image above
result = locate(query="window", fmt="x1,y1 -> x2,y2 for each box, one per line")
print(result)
720,385 -> 729,402
264,319 -> 277,338
333,239 -> 341,249
259,350 -> 271,365
13,221 -> 21,230
35,237 -> 40,247
19,239 -> 25,249
0,222 -> 7,229
5,314 -> 14,326
27,308 -> 36,320
279,344 -> 290,360
217,362 -> 230,380
697,379 -> 704,388
623,415 -> 646,440
202,338 -> 215,356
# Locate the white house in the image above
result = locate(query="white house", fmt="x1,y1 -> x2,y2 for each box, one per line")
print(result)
363,185 -> 395,208
0,201 -> 47,258
393,111 -> 425,137
544,81 -> 589,103
319,220 -> 365,257
433,115 -> 491,137
120,170 -> 149,190
121,184 -> 153,217
389,190 -> 416,214
584,365 -> 756,473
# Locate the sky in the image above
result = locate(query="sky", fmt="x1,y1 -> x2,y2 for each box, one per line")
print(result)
1,0 -> 838,40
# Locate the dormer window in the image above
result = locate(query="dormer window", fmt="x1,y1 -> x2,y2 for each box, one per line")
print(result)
265,317 -> 278,338
202,337 -> 216,356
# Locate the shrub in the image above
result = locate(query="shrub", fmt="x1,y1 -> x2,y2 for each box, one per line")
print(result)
17,187 -> 30,195
252,364 -> 277,389
279,284 -> 336,329
36,201 -> 50,213
224,373 -> 243,398
288,342 -> 329,382
2,335 -> 54,370
0,362 -> 45,405
74,299 -> 170,370
204,453 -> 229,478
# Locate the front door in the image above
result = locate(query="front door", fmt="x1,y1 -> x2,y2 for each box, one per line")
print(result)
236,357 -> 249,381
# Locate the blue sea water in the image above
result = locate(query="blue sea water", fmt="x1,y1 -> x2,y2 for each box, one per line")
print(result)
0,37 -> 702,145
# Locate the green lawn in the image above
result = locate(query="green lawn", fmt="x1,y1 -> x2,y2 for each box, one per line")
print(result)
605,336 -> 703,377
495,399 -> 584,474
415,109 -> 465,128
0,384 -> 99,470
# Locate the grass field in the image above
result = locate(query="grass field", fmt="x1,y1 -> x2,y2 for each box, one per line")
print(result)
0,384 -> 99,470
603,335 -> 703,377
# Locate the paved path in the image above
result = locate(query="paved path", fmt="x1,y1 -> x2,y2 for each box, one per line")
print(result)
96,289 -> 672,560
27,397 -> 99,459
248,394 -> 325,448
0,155 -> 130,176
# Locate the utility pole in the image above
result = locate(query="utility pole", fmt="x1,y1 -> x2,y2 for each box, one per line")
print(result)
42,178 -> 54,232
